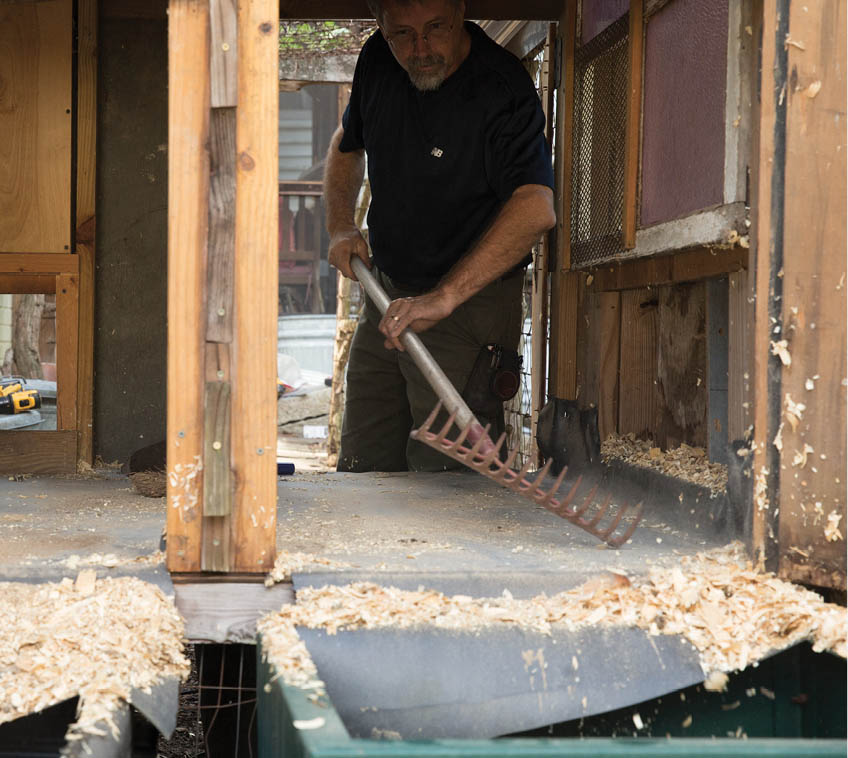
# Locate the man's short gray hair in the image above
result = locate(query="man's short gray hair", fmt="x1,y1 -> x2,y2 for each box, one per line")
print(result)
366,0 -> 462,25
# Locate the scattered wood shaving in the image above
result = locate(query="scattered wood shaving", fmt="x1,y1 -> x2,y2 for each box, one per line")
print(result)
784,36 -> 806,50
803,80 -> 822,98
265,550 -> 352,587
259,543 -> 846,697
792,443 -> 815,468
0,576 -> 189,744
704,670 -> 729,692
825,511 -> 844,542
784,394 -> 806,432
602,434 -> 728,496
770,339 -> 792,366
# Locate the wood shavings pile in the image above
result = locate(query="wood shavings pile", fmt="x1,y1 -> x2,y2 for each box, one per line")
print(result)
265,550 -> 352,586
0,575 -> 189,745
259,543 -> 845,690
602,433 -> 728,496
130,470 -> 167,498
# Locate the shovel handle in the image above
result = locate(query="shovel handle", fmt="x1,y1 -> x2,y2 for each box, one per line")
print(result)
350,257 -> 492,450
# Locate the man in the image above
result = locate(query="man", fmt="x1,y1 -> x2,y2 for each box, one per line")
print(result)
324,0 -> 555,472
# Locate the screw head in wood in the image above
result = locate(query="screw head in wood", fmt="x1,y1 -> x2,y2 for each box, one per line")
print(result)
212,441 -> 222,451
217,307 -> 226,317
257,448 -> 264,455
222,42 -> 230,51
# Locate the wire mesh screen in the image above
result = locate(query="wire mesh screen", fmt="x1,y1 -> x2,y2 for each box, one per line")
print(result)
504,38 -> 553,470
570,14 -> 629,268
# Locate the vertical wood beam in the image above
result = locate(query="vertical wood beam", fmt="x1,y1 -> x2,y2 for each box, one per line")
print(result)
549,270 -> 579,399
166,0 -> 210,573
56,273 -> 79,431
75,0 -> 97,464
750,0 -> 785,569
775,0 -> 846,589
556,0 -> 577,271
727,269 -> 749,442
623,0 -> 644,248
231,0 -> 279,572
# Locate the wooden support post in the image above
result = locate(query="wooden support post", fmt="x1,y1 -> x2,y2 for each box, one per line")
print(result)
231,0 -> 279,572
548,270 -> 579,399
623,0 -> 643,248
774,0 -> 846,589
75,0 -> 97,465
750,0 -> 785,570
166,0 -> 210,573
55,274 -> 79,431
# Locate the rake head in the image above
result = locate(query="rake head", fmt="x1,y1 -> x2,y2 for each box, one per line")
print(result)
410,402 -> 643,548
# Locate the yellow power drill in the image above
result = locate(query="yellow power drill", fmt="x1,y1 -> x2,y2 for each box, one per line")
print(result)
0,378 -> 41,414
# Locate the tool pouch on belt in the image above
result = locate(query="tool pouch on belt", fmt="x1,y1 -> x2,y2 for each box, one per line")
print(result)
461,344 -> 523,423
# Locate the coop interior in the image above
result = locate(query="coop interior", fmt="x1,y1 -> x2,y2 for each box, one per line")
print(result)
0,0 -> 845,756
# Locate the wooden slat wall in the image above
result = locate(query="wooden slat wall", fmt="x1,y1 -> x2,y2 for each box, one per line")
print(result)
618,288 -> 659,440
167,0 -> 210,573
231,0 -> 279,572
775,0 -> 846,589
0,0 -> 73,254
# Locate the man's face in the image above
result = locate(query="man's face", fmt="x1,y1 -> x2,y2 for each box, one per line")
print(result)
380,0 -> 468,91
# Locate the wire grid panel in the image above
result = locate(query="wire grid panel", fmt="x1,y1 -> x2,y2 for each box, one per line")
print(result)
570,14 -> 630,268
197,643 -> 258,758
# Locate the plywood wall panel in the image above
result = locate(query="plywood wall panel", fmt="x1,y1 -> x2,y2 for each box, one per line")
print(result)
0,0 -> 72,253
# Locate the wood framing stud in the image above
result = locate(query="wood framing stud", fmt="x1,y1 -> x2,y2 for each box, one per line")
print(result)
167,0 -> 211,573
623,0 -> 644,248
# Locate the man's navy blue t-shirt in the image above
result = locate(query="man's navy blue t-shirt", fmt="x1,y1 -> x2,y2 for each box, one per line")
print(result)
339,22 -> 554,291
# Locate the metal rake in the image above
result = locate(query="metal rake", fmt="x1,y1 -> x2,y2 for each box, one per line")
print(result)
411,402 -> 643,548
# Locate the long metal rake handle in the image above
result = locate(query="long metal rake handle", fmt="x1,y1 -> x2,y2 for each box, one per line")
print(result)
350,257 -> 494,452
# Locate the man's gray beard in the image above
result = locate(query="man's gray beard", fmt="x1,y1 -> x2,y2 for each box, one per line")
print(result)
407,56 -> 447,91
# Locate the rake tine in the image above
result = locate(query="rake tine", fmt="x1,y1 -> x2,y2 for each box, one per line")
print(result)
605,502 -> 644,547
435,410 -> 459,443
580,494 -> 613,530
529,459 -> 554,501
481,432 -> 509,469
511,455 -> 538,493
564,483 -> 598,520
594,499 -> 630,540
451,418 -> 474,452
466,423 -> 493,461
419,401 -> 443,437
410,402 -> 644,548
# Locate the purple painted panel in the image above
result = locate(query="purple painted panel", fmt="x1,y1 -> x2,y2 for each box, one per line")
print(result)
640,0 -> 728,227
581,0 -> 629,43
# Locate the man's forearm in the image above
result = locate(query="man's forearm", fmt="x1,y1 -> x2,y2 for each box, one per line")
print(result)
323,126 -> 366,236
437,184 -> 556,310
